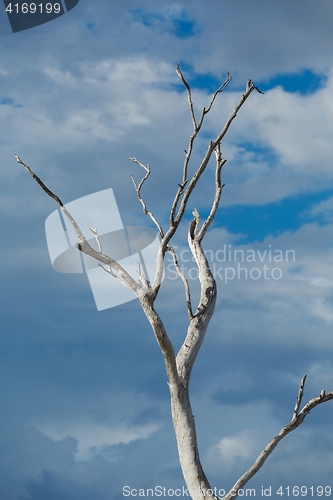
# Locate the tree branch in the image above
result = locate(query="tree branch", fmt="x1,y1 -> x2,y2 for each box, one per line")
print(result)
197,71 -> 232,126
197,144 -> 226,242
130,157 -> 165,239
14,154 -> 86,242
223,377 -> 333,500
176,64 -> 197,131
168,245 -> 194,320
15,155 -> 141,294
139,294 -> 179,387
170,69 -> 232,225
293,374 -> 307,419
176,210 -> 217,385
98,262 -> 124,281
170,80 -> 258,240
213,81 -> 257,147
90,226 -> 125,282
89,226 -> 103,253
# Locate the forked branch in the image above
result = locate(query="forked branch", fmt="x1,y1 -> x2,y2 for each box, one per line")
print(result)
169,78 -> 259,241
223,377 -> 333,500
199,71 -> 232,121
175,64 -> 232,134
171,67 -> 232,222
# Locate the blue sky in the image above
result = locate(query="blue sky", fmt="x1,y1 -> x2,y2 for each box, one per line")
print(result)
1,1 -> 333,499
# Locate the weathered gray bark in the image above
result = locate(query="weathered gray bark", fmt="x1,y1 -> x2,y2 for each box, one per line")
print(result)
16,66 -> 333,500
170,382 -> 213,500
138,293 -> 213,500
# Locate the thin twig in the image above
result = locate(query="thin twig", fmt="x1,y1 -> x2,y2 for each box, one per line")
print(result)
176,64 -> 197,130
88,226 -> 103,253
197,71 -> 232,127
213,81 -> 256,147
197,144 -> 227,242
14,154 -> 63,206
130,157 -> 165,239
292,374 -> 307,420
14,154 -> 86,242
98,262 -> 119,279
168,245 -> 193,320
90,227 -> 115,275
170,69 -> 232,225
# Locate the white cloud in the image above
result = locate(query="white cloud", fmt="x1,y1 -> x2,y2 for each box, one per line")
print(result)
211,429 -> 262,465
3,55 -> 333,210
306,196 -> 333,222
34,420 -> 160,462
80,57 -> 175,86
307,362 -> 333,389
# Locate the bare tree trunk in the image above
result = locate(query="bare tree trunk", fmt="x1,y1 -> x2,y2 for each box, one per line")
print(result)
169,381 -> 214,500
139,246 -> 217,499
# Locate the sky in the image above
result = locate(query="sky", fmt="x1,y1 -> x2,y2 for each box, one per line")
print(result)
1,1 -> 333,499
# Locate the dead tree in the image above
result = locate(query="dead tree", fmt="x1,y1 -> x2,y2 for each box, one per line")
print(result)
15,66 -> 333,500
